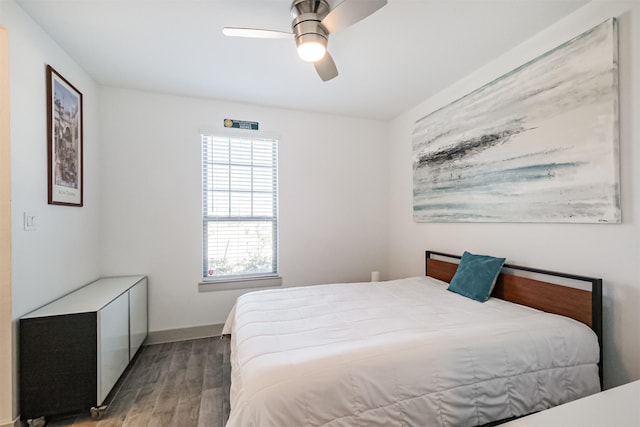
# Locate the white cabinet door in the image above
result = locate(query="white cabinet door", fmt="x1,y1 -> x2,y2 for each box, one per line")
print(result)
129,278 -> 148,360
97,292 -> 130,404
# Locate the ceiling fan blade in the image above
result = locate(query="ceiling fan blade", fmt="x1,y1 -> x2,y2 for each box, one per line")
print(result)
314,52 -> 338,82
321,0 -> 387,34
222,27 -> 293,39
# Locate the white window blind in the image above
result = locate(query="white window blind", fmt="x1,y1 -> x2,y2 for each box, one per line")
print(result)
201,134 -> 278,280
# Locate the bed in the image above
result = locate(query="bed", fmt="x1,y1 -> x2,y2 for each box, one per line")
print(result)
223,251 -> 603,427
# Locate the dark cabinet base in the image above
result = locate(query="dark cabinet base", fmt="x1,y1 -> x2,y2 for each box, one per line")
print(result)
20,312 -> 97,419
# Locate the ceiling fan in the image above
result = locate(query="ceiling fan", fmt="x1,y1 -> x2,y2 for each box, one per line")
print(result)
223,0 -> 388,82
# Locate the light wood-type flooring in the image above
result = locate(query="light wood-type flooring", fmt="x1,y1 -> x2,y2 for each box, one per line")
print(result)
41,336 -> 231,427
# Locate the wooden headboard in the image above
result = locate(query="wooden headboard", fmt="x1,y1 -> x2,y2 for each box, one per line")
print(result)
425,250 -> 603,386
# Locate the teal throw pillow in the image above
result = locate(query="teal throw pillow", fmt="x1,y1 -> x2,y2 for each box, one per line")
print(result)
447,251 -> 506,302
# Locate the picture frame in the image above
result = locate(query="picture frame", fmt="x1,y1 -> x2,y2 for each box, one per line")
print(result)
46,65 -> 83,206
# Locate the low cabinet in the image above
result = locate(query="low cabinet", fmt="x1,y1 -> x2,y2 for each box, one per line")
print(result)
20,276 -> 148,421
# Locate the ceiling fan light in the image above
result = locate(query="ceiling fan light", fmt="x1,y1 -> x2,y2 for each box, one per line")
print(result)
295,31 -> 328,63
297,41 -> 327,62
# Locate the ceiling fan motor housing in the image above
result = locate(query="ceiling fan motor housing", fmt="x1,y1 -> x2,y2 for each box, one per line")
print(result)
291,0 -> 330,49
291,0 -> 330,19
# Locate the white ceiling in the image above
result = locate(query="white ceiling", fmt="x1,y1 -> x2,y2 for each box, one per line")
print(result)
16,0 -> 589,120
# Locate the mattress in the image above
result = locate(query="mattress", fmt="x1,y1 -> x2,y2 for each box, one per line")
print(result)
223,276 -> 600,427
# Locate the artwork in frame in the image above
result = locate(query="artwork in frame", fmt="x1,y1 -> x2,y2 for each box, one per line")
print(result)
47,65 -> 83,206
412,18 -> 620,223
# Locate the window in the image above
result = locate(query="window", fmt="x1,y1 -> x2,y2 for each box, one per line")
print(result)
201,134 -> 278,281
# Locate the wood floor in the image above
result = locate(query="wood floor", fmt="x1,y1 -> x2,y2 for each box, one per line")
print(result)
42,336 -> 231,427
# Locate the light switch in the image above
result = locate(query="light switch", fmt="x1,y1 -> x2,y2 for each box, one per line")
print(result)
24,212 -> 37,231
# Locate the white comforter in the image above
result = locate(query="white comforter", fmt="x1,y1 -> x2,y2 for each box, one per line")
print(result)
223,276 -> 600,427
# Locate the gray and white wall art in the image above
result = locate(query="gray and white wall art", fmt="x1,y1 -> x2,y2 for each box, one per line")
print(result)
412,18 -> 620,223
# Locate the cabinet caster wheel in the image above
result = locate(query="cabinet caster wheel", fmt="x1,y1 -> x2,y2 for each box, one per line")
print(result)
90,405 -> 107,420
26,417 -> 46,427
27,416 -> 47,427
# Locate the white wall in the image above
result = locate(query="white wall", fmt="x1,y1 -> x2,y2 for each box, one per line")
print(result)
0,0 -> 101,423
99,87 -> 389,332
0,23 -> 12,427
388,1 -> 640,390
3,0 -> 102,319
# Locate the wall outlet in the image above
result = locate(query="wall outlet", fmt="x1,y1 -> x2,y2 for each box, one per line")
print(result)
24,212 -> 37,231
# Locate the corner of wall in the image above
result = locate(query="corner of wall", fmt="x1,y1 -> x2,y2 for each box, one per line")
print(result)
0,21 -> 16,427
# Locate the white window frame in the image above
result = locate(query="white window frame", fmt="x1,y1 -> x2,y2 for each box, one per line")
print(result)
200,134 -> 281,290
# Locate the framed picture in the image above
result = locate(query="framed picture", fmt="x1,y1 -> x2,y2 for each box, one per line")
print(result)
47,65 -> 83,206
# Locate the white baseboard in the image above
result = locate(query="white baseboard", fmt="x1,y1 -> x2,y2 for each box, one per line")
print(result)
145,323 -> 224,345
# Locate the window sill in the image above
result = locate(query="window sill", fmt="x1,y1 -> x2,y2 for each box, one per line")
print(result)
199,275 -> 282,292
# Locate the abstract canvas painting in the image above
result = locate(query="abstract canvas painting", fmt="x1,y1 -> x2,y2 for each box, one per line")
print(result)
412,19 -> 620,223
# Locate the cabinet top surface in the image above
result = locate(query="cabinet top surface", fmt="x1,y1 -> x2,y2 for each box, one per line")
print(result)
501,380 -> 640,426
22,276 -> 146,319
